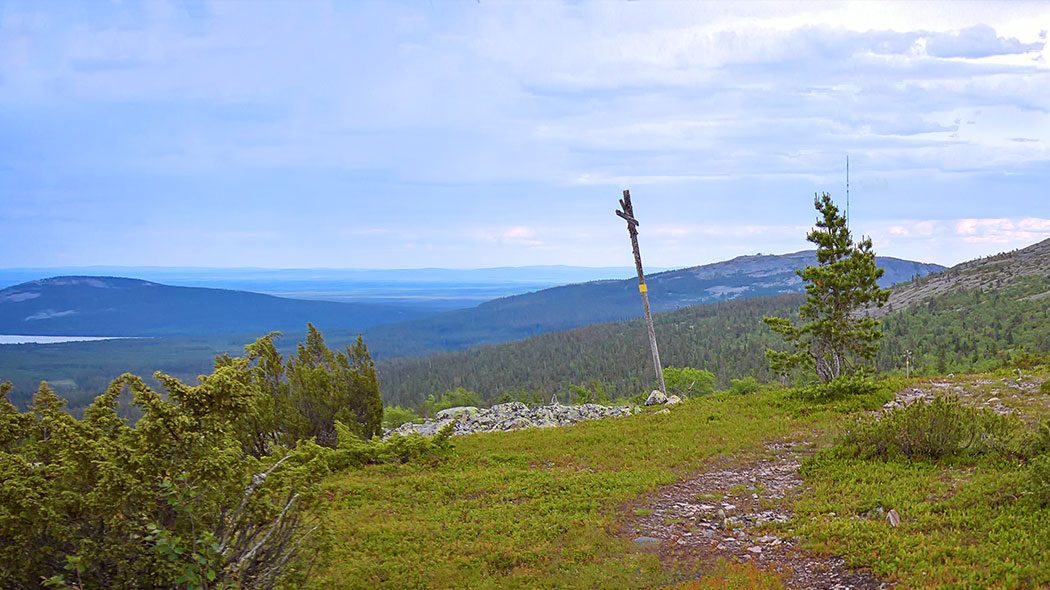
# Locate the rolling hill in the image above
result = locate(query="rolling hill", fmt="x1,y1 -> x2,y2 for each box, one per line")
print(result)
0,265 -> 660,311
377,239 -> 1050,407
362,252 -> 943,359
0,276 -> 432,337
0,253 -> 944,408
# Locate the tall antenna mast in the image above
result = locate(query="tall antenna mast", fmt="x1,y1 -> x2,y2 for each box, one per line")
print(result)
845,154 -> 850,228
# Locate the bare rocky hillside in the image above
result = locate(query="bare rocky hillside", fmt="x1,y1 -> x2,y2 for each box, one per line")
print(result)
878,237 -> 1050,316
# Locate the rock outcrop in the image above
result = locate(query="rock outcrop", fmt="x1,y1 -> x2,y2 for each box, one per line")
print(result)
385,401 -> 638,438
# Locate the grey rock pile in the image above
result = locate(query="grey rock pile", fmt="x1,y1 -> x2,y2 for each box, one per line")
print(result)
385,401 -> 638,439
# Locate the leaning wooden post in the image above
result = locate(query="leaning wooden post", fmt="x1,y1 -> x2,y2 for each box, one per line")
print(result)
616,189 -> 666,395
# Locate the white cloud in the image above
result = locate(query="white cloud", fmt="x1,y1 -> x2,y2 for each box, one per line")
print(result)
864,217 -> 1050,265
2,1 -> 1049,268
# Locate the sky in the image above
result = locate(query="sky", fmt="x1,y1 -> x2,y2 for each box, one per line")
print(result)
1,0 -> 1049,270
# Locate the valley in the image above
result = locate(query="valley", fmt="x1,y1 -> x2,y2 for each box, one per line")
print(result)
0,251 -> 943,410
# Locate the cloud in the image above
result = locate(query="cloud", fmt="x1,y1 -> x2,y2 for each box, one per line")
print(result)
863,216 -> 1050,266
1018,217 -> 1050,232
1,2 -> 1049,269
2,2 -> 1047,186
477,226 -> 544,247
924,24 -> 1044,58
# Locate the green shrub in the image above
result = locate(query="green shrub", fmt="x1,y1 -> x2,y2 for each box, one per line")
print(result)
1040,379 -> 1050,395
0,329 -> 446,590
420,387 -> 484,417
1030,454 -> 1050,506
568,380 -> 609,404
0,375 -> 327,590
840,394 -> 1020,460
663,367 -> 715,398
383,405 -> 420,428
1019,419 -> 1050,458
324,422 -> 453,471
795,373 -> 878,402
235,325 -> 384,454
729,377 -> 762,395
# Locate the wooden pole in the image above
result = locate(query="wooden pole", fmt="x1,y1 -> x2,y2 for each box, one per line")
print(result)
616,189 -> 666,395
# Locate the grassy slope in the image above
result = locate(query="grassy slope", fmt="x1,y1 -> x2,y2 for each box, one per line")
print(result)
315,388 -> 886,589
316,367 -> 1050,589
790,368 -> 1050,589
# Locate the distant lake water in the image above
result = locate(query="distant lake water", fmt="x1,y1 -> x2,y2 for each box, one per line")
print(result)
0,335 -> 136,345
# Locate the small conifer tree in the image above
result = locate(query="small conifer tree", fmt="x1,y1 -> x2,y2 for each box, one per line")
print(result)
763,193 -> 890,383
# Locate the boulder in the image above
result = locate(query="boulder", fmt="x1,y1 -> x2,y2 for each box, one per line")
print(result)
435,406 -> 479,420
632,536 -> 661,548
644,390 -> 668,406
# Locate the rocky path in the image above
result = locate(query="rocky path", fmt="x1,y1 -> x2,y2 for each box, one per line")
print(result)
620,374 -> 1049,588
621,441 -> 892,590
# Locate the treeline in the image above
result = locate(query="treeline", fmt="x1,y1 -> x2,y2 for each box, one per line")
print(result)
378,275 -> 1050,409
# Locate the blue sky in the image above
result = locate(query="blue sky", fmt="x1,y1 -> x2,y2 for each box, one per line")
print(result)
1,1 -> 1048,270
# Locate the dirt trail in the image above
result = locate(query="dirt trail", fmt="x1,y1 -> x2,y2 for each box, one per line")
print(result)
621,441 -> 892,590
621,376 -> 1049,588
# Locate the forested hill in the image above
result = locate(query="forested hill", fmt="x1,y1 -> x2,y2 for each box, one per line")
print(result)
0,276 -> 431,337
363,252 -> 943,359
377,238 -> 1050,408
376,293 -> 803,408
877,237 -> 1050,315
377,270 -> 1050,409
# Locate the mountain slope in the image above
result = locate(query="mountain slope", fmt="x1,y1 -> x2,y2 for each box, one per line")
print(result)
378,271 -> 1050,409
877,237 -> 1050,315
364,252 -> 943,359
0,276 -> 432,337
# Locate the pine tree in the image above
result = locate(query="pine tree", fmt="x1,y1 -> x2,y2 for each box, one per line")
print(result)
763,193 -> 890,383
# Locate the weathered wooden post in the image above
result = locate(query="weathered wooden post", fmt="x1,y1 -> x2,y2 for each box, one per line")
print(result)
616,189 -> 666,395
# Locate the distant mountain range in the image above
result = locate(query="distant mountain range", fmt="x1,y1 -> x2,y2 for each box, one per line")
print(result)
0,252 -> 945,407
0,266 -> 659,311
0,253 -> 943,350
0,276 -> 430,337
361,252 -> 944,359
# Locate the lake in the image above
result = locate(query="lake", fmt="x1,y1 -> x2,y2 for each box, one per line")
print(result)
0,335 -> 135,345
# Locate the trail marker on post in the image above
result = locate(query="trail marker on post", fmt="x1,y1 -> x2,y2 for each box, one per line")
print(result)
616,189 -> 666,395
